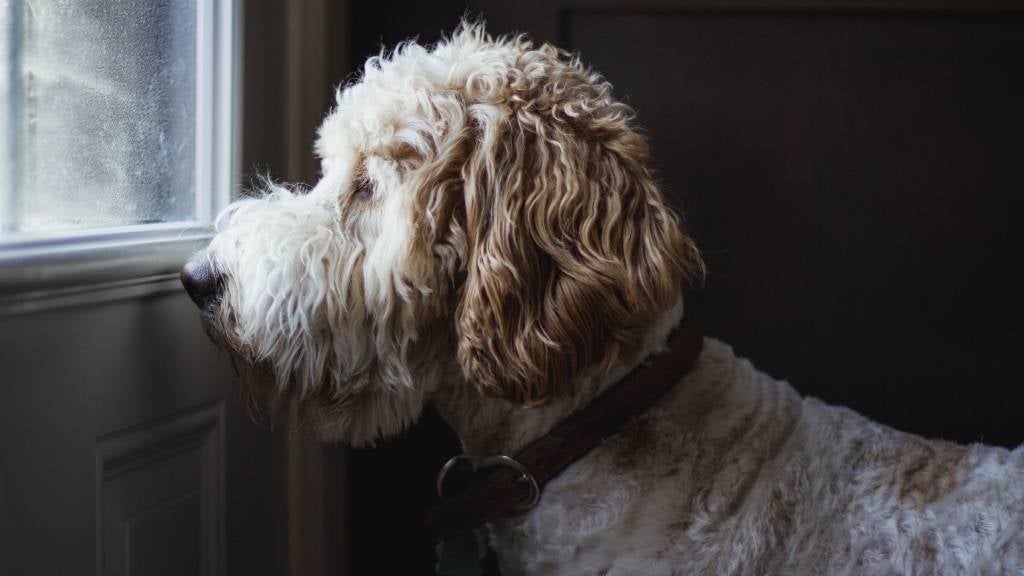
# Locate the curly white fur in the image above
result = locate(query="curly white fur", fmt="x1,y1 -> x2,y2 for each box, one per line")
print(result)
190,24 -> 1024,574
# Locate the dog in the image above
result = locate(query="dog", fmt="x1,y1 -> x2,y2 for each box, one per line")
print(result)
181,24 -> 1024,575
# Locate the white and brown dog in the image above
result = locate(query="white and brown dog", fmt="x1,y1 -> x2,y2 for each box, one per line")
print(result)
182,25 -> 1024,575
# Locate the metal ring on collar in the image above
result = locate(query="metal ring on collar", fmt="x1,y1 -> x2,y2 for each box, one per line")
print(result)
435,453 -> 541,511
479,454 -> 541,511
436,453 -> 472,498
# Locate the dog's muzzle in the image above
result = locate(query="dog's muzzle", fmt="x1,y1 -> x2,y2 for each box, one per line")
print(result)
180,254 -> 223,310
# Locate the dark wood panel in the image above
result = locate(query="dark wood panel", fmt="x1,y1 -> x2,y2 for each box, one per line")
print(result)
566,9 -> 1024,446
127,494 -> 201,576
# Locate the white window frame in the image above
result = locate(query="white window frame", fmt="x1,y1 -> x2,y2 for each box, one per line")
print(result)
0,0 -> 240,315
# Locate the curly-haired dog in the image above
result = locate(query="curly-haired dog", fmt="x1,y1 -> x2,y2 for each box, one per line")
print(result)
182,25 -> 1024,575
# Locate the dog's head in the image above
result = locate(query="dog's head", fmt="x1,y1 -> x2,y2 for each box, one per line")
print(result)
181,24 -> 702,446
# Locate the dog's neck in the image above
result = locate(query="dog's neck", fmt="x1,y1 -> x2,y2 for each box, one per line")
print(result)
430,297 -> 685,461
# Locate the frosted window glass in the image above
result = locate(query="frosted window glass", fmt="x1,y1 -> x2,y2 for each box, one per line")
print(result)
1,3 -> 12,229
1,0 -> 196,235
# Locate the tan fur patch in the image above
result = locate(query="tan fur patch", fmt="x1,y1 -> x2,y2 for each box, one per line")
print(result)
607,417 -> 657,473
897,439 -> 968,505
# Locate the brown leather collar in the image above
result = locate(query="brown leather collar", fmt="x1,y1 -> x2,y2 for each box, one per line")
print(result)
425,317 -> 704,540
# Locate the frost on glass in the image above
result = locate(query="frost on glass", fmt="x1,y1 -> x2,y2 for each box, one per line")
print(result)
3,0 -> 196,235
1,0 -> 15,233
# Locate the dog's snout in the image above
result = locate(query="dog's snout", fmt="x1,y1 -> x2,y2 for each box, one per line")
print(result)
180,255 -> 223,309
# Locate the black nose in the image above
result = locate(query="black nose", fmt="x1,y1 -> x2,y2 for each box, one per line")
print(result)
180,256 -> 223,309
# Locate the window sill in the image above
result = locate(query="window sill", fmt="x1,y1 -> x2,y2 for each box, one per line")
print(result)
0,222 -> 212,316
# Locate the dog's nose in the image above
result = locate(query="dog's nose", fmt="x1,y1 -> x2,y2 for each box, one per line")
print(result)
180,255 -> 223,309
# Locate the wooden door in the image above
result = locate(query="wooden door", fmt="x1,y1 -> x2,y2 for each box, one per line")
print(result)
0,290 -> 282,575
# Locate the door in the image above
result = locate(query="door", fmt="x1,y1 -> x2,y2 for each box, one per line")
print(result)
0,2 -> 297,574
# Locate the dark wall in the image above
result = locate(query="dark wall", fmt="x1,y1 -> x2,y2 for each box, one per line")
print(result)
559,9 -> 1024,447
342,2 -> 1024,573
348,0 -> 473,72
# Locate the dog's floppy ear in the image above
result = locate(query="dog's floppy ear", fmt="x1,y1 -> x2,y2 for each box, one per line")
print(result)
455,49 -> 702,405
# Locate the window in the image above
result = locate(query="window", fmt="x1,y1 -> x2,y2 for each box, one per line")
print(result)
0,0 -> 237,307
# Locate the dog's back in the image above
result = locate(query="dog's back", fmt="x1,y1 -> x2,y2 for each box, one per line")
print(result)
487,339 -> 1024,575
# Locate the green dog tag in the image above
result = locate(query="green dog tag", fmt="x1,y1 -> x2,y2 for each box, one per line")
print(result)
435,532 -> 483,576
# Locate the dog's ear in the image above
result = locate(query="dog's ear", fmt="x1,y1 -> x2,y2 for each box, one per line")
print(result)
455,48 -> 703,405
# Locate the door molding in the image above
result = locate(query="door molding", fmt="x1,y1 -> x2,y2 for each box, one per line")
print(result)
95,401 -> 225,576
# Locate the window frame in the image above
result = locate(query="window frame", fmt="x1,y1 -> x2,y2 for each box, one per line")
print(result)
0,0 -> 240,315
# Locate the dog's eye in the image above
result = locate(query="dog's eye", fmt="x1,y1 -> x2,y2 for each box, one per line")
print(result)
352,182 -> 373,201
